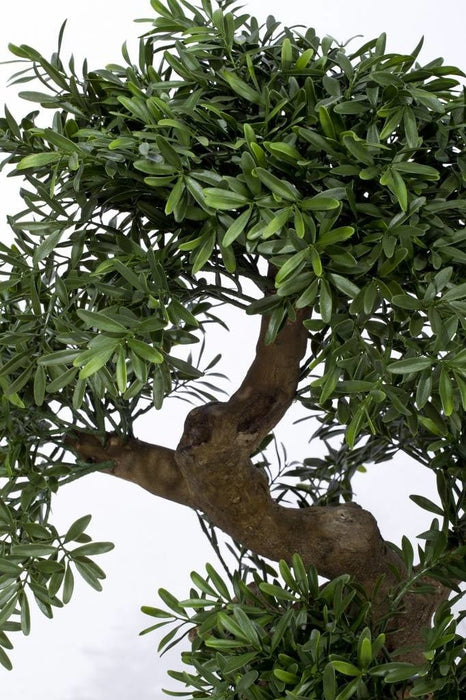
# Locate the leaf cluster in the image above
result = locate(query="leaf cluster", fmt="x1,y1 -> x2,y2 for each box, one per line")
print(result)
0,507 -> 113,669
142,554 -> 465,699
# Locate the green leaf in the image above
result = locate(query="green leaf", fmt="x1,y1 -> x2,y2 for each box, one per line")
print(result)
392,162 -> 439,180
223,652 -> 259,675
37,349 -> 80,366
358,636 -> 372,670
141,605 -> 172,619
383,662 -> 418,682
116,346 -> 127,393
410,87 -> 444,112
33,365 -> 46,406
189,571 -> 217,597
410,678 -> 444,696
403,107 -> 419,148
309,245 -> 323,277
379,108 -> 404,140
454,372 -> 466,411
70,542 -> 114,557
158,588 -> 187,617
328,273 -> 360,298
152,364 -> 165,410
165,177 -> 185,216
0,559 -> 22,575
127,339 -> 164,364
301,196 -> 340,211
335,678 -> 360,700
41,127 -> 82,154
232,606 -> 261,647
74,561 -> 103,591
16,152 -> 62,170
75,342 -> 119,379
275,249 -> 308,285
167,355 -> 203,379
337,380 -> 374,393
205,563 -> 230,600
46,367 -> 78,393
217,611 -> 247,640
11,544 -> 57,557
0,646 -> 12,671
191,230 -> 216,274
223,207 -> 252,246
264,141 -> 301,162
318,105 -> 336,139
156,134 -> 182,168
334,100 -> 368,115
381,168 -> 408,210
220,69 -> 262,104
379,247 -> 408,276
331,661 -> 361,677
113,260 -> 146,291
318,226 -> 355,247
72,379 -> 86,410
387,357 -> 434,374
320,278 -> 333,323
258,582 -> 296,601
264,305 -> 287,344
254,168 -> 298,201
273,668 -> 299,684
439,368 -> 454,416
291,553 -> 309,594
77,309 -> 127,333
401,535 -> 414,571
320,366 -> 340,404
260,208 -> 291,239
203,188 -> 249,210
64,515 -> 92,543
281,37 -> 293,68
20,593 -> 31,636
409,494 -> 444,516
391,294 -> 422,310
33,229 -> 64,264
295,47 -> 314,70
341,132 -> 374,165
416,370 -> 432,409
63,566 -> 74,604
346,406 -> 365,448
442,282 -> 466,302
323,663 -> 336,700
204,638 -> 245,649
270,608 -> 294,651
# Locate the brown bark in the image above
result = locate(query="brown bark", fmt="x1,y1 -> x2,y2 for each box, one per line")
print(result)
67,308 -> 451,664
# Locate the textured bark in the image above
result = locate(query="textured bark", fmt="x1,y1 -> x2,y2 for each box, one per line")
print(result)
68,309 -> 451,664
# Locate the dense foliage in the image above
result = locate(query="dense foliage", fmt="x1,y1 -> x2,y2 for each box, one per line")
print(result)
0,0 -> 464,691
142,555 -> 464,699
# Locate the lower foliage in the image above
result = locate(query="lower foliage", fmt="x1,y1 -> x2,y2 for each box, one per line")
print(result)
141,555 -> 464,699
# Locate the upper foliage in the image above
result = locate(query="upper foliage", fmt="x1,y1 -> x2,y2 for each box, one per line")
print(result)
0,0 -> 465,459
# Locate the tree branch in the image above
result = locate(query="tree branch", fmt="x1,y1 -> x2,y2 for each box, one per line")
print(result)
67,310 -> 452,663
66,432 -> 194,508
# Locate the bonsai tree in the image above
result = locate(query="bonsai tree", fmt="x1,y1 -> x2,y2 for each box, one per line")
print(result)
0,0 -> 464,696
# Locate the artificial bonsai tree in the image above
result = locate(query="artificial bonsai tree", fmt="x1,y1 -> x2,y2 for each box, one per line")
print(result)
0,0 -> 464,696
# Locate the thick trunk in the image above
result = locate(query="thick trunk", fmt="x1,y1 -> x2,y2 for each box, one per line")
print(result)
68,309 -> 451,663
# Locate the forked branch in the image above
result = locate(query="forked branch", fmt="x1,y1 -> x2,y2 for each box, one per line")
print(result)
68,309 -> 451,662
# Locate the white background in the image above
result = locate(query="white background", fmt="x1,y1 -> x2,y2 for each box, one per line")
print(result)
0,1 -> 464,697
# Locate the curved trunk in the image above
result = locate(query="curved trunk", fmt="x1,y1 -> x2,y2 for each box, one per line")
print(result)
68,309 -> 451,663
